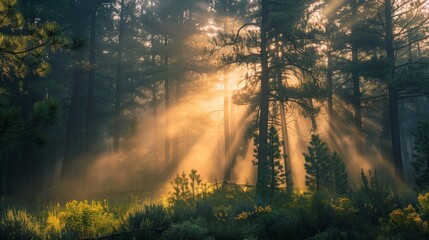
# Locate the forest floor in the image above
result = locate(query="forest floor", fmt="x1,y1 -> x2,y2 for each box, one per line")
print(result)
1,170 -> 428,240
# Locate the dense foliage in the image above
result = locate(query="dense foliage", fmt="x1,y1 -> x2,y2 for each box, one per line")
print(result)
412,119 -> 429,190
1,169 -> 429,239
0,0 -> 429,238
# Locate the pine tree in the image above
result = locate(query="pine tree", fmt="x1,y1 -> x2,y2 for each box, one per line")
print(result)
304,134 -> 331,191
267,126 -> 286,192
0,0 -> 63,197
412,119 -> 429,190
330,151 -> 349,194
304,134 -> 349,193
253,125 -> 286,194
0,0 -> 62,95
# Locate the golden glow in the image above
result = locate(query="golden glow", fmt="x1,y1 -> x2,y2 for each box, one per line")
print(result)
81,70 -> 256,197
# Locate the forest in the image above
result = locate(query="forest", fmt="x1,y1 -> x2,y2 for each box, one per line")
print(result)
1,0 -> 429,239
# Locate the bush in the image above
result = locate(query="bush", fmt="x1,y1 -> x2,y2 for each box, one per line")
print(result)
55,200 -> 118,239
121,203 -> 170,231
194,199 -> 215,221
203,220 -> 253,240
418,192 -> 429,220
352,170 -> 403,224
310,226 -> 348,240
0,209 -> 41,240
379,204 -> 429,240
162,220 -> 209,240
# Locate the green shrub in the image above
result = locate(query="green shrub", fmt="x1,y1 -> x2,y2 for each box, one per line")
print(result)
418,192 -> 429,220
329,197 -> 359,230
162,220 -> 209,240
353,170 -> 403,224
121,203 -> 170,231
203,220 -> 253,240
0,209 -> 41,240
56,200 -> 118,239
194,199 -> 215,221
169,170 -> 205,206
379,204 -> 429,240
310,226 -> 350,240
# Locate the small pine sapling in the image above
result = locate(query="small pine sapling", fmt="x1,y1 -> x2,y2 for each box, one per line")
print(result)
303,134 -> 331,191
304,134 -> 349,193
189,169 -> 202,200
169,172 -> 191,204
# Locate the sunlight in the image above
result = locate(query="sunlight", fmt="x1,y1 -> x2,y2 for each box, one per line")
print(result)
324,0 -> 345,16
81,69 -> 256,197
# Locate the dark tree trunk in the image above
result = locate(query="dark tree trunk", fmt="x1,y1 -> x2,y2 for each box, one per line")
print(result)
223,70 -> 232,182
164,45 -> 171,167
86,11 -> 97,156
1,154 -> 6,196
173,78 -> 181,163
152,81 -> 158,161
279,101 -> 292,190
63,55 -> 86,182
276,69 -> 292,190
222,21 -> 233,182
385,0 -> 404,181
172,13 -> 185,165
351,46 -> 362,131
62,2 -> 95,186
256,0 -> 270,200
351,1 -> 362,132
113,0 -> 125,153
327,48 -> 333,117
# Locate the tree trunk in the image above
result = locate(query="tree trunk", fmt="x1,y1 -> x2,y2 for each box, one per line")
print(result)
152,81 -> 158,161
385,0 -> 404,181
164,37 -> 171,168
173,78 -> 181,163
86,11 -> 97,155
62,54 -> 85,182
352,46 -> 362,131
327,48 -> 333,117
276,68 -> 293,191
256,0 -> 270,200
351,1 -> 362,132
1,154 -> 7,196
172,13 -> 185,165
149,3 -> 158,162
279,101 -> 292,190
222,20 -> 233,182
113,0 -> 125,153
223,70 -> 232,182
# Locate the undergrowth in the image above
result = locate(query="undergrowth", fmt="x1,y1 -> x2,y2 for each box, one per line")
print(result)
1,169 -> 428,239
